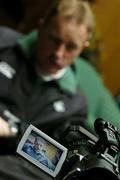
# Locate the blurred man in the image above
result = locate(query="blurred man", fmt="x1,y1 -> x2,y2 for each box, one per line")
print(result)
23,136 -> 55,170
0,0 -> 119,179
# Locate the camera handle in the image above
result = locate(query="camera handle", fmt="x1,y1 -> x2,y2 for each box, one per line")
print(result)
94,118 -> 120,175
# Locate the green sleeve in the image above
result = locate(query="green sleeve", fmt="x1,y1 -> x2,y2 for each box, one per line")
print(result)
95,85 -> 120,133
74,58 -> 120,134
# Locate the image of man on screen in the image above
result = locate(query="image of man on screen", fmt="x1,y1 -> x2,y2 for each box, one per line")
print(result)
23,136 -> 55,171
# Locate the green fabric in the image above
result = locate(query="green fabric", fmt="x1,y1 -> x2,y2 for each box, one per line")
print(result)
18,30 -> 38,58
57,66 -> 77,95
74,58 -> 120,134
17,30 -> 120,135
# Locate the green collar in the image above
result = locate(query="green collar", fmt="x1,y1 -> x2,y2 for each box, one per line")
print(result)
17,30 -> 38,58
57,67 -> 77,95
17,30 -> 78,95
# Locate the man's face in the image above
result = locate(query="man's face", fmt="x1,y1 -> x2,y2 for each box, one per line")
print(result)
35,141 -> 42,151
37,17 -> 89,74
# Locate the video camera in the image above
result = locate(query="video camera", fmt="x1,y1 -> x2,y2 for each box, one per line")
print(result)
59,118 -> 120,180
17,118 -> 120,180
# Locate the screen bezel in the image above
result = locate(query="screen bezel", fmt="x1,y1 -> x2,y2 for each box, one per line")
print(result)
17,124 -> 68,177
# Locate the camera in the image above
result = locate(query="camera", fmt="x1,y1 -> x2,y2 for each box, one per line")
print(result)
58,118 -> 120,180
17,118 -> 120,180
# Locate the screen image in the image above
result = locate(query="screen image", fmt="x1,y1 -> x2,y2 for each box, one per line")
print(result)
17,125 -> 67,177
22,131 -> 63,171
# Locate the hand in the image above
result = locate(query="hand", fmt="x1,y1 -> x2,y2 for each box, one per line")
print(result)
0,117 -> 11,137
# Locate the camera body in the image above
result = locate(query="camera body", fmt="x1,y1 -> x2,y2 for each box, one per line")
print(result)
58,118 -> 120,180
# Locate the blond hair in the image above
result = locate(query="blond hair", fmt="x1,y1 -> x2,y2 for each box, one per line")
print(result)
57,0 -> 95,38
43,0 -> 95,38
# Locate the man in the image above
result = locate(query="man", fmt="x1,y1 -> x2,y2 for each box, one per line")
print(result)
23,136 -> 55,170
0,0 -> 119,179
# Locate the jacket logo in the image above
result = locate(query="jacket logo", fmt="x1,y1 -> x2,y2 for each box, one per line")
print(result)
53,101 -> 65,113
0,61 -> 16,79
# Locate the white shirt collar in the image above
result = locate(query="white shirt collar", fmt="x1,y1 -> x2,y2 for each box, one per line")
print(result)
37,68 -> 67,82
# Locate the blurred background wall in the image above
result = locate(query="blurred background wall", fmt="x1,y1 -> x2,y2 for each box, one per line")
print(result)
91,0 -> 120,96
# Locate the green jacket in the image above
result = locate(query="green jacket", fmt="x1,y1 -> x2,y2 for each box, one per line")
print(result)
18,30 -> 120,135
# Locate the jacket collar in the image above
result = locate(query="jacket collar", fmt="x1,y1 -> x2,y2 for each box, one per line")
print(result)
17,30 -> 78,95
17,30 -> 38,59
57,67 -> 77,95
